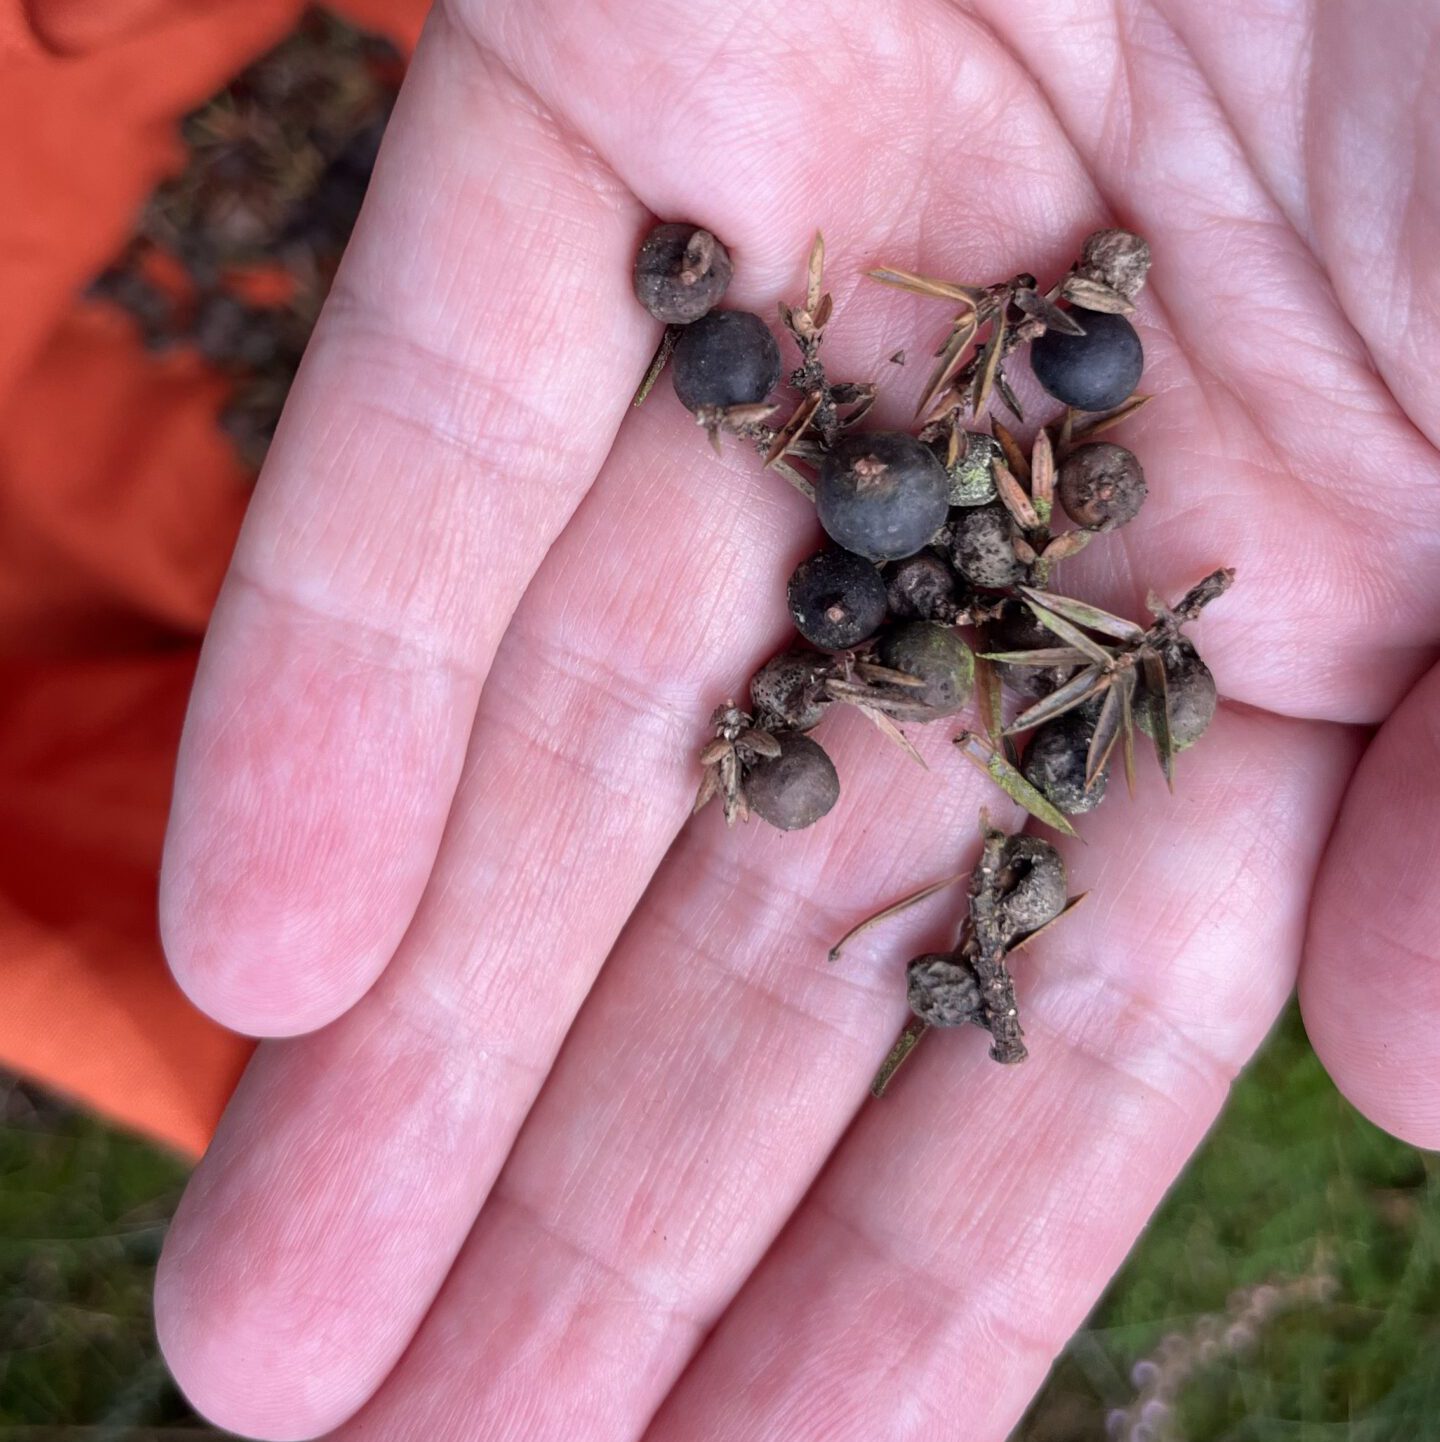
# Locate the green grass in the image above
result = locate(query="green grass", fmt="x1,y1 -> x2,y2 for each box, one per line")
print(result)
0,1002 -> 1435,1439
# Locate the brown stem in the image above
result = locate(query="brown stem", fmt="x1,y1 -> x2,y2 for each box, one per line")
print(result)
965,824 -> 1029,1064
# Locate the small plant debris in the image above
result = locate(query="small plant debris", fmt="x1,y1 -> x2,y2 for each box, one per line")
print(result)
87,8 -> 402,471
629,218 -> 1232,1076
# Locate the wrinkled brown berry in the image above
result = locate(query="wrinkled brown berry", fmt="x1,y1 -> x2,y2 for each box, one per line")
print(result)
744,732 -> 840,831
1058,442 -> 1147,531
996,834 -> 1068,943
749,648 -> 831,732
885,550 -> 959,622
951,504 -> 1024,590
875,621 -> 975,721
1022,710 -> 1108,815
633,222 -> 732,324
1137,640 -> 1217,750
788,546 -> 888,651
907,954 -> 981,1027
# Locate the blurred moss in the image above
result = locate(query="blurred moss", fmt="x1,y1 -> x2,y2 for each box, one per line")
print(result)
1,1001 -> 1435,1436
0,1077 -> 210,1433
1016,1002 -> 1440,1441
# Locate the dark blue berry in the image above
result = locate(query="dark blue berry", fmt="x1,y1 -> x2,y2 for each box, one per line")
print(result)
1030,308 -> 1143,412
816,432 -> 949,563
787,546 -> 888,651
671,309 -> 781,412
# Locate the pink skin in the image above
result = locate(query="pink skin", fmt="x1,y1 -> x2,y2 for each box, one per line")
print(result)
153,1 -> 1440,1438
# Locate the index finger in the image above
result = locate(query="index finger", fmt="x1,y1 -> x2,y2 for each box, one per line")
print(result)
159,11 -> 650,1035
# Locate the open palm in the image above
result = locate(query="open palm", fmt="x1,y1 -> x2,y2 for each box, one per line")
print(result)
153,2 -> 1440,1438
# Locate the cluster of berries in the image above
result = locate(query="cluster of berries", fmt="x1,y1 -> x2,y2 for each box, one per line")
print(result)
633,220 -> 1227,840
632,220 -> 1234,1078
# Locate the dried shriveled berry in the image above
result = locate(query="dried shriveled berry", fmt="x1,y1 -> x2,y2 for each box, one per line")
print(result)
816,431 -> 950,562
907,954 -> 981,1027
1137,639 -> 1217,750
1058,441 -> 1147,531
787,547 -> 888,651
1030,309 -> 1143,412
633,222 -> 733,324
876,621 -> 975,721
749,648 -> 831,732
1079,228 -> 1152,301
951,504 -> 1024,590
885,550 -> 958,622
996,834 -> 1067,942
943,431 -> 1001,507
988,601 -> 1074,699
672,309 -> 781,412
744,732 -> 839,831
1022,710 -> 1108,815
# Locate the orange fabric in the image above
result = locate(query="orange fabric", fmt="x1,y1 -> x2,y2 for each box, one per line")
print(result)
0,0 -> 426,1156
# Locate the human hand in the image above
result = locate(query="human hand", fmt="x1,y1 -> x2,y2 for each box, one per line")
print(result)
153,2 -> 1440,1438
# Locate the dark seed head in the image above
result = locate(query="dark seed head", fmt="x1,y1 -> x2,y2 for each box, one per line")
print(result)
1079,228 -> 1152,301
1058,442 -> 1147,531
885,549 -> 959,622
633,222 -> 733,324
749,647 -> 831,732
943,431 -> 1001,507
996,834 -> 1068,942
787,547 -> 888,651
907,954 -> 982,1027
744,732 -> 840,831
816,431 -> 951,562
987,601 -> 1075,699
1022,710 -> 1109,815
875,621 -> 975,721
951,504 -> 1024,590
1137,640 -> 1217,750
1030,309 -> 1143,412
672,309 -> 782,412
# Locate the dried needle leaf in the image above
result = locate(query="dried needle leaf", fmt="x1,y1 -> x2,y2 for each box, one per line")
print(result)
1142,648 -> 1176,791
693,768 -> 719,814
1004,665 -> 1108,735
1008,892 -> 1090,953
806,231 -> 825,315
1018,585 -> 1145,643
1061,273 -> 1136,314
870,1019 -> 929,1098
1012,534 -> 1039,566
981,646 -> 1092,667
916,311 -> 979,420
828,872 -> 968,962
954,731 -> 1079,838
995,368 -> 1025,422
868,267 -> 985,305
699,737 -> 731,767
1013,287 -> 1086,335
1031,427 -> 1055,509
765,390 -> 823,468
972,311 -> 1006,418
854,662 -> 928,689
770,458 -> 815,501
632,324 -> 680,406
1056,406 -> 1075,458
1085,680 -> 1125,788
745,729 -> 783,759
991,418 -> 1030,483
1071,393 -> 1154,441
1040,529 -> 1093,563
993,460 -> 1041,529
1020,597 -> 1115,666
857,705 -> 929,768
1118,668 -> 1138,798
